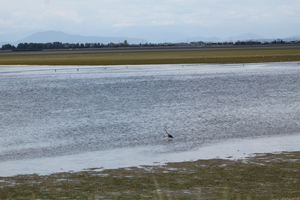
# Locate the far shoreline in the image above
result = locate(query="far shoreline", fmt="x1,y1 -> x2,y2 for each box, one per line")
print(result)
1,45 -> 300,66
1,42 -> 300,53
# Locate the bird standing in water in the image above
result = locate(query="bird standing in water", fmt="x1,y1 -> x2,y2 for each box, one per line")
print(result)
164,129 -> 173,138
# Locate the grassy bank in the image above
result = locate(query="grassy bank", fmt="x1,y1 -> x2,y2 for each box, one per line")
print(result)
0,46 -> 300,66
1,151 -> 300,199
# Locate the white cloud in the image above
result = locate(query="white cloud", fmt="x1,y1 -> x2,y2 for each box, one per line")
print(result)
111,23 -> 136,28
0,0 -> 299,39
278,5 -> 298,17
45,10 -> 84,24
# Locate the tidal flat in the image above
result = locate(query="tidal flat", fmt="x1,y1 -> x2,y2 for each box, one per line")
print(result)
1,151 -> 300,199
1,61 -> 300,199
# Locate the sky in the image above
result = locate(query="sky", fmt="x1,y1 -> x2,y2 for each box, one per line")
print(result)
1,0 -> 300,42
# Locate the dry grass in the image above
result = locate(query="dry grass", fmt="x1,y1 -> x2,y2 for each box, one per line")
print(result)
0,46 -> 300,66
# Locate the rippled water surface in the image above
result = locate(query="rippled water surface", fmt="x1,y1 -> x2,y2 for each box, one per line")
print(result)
1,63 -> 300,175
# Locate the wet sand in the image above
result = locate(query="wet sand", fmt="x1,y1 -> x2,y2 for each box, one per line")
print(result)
1,133 -> 300,177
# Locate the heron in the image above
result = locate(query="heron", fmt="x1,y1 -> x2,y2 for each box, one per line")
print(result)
164,129 -> 173,138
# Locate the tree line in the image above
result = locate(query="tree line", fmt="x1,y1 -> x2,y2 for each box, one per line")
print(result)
1,40 -> 130,50
2,39 -> 299,51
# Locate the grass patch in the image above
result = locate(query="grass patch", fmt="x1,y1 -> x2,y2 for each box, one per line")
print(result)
1,151 -> 300,199
0,46 -> 300,65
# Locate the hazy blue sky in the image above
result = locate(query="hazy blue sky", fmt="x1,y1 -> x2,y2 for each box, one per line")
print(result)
1,0 -> 299,42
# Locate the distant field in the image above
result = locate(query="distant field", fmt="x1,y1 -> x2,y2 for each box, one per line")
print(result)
0,46 -> 300,65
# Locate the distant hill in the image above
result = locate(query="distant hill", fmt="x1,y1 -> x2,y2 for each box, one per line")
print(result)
284,35 -> 300,41
174,36 -> 222,43
226,33 -> 265,41
1,30 -> 299,47
175,33 -> 266,43
114,25 -> 189,43
15,31 -> 146,45
0,30 -> 39,45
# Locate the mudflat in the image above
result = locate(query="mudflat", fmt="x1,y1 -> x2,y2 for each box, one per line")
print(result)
1,151 -> 300,199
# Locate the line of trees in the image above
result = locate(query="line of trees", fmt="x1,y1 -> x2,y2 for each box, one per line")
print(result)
1,44 -> 16,50
1,40 -> 130,50
2,39 -> 299,51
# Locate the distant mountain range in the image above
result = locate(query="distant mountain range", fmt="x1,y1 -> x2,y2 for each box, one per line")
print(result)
16,31 -> 146,45
176,33 -> 300,43
1,30 -> 299,46
0,31 -> 147,46
172,33 -> 266,43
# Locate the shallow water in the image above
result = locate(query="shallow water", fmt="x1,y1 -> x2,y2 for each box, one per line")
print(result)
1,62 -> 300,176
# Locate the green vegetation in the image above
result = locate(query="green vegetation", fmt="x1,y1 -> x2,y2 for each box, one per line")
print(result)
1,40 -> 131,50
0,46 -> 300,66
1,151 -> 300,199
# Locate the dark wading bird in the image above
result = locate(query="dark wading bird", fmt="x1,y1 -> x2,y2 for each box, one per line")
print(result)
164,129 -> 173,138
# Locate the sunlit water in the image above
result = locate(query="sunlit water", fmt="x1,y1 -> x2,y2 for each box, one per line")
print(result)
1,62 -> 300,176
